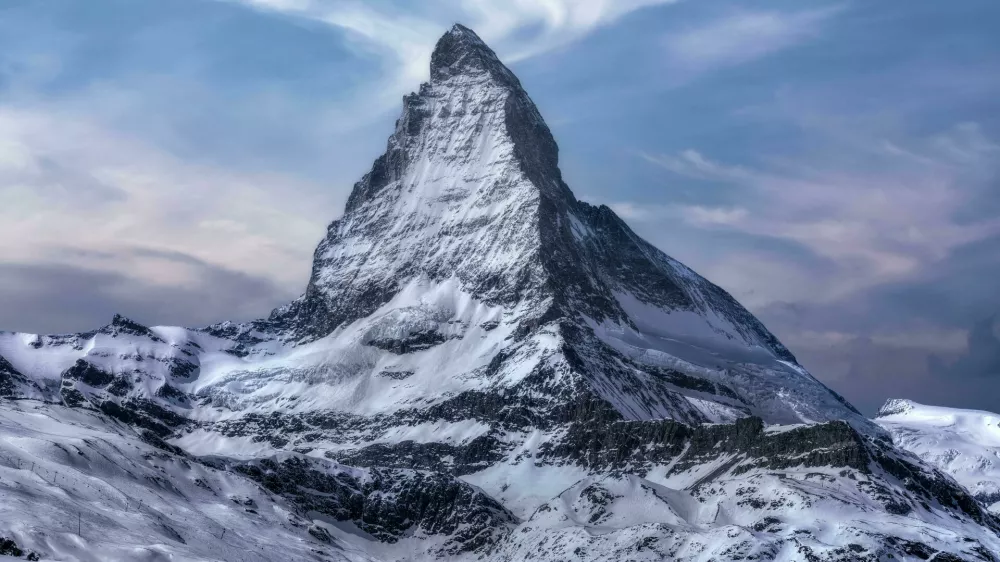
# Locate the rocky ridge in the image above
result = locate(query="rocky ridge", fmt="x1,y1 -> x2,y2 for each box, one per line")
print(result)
0,24 -> 997,562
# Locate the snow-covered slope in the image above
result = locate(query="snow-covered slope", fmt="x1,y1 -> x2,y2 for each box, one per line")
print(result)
249,23 -> 864,430
1,399 -> 996,561
1,23 -> 999,562
877,398 -> 1000,510
0,400 -> 362,562
0,23 -> 868,431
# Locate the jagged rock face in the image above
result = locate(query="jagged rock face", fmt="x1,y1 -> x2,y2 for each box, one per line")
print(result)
1,23 -> 999,562
276,25 -> 787,355
271,24 -> 559,342
277,25 -> 794,355
230,456 -> 517,555
0,355 -> 32,397
244,24 -> 865,429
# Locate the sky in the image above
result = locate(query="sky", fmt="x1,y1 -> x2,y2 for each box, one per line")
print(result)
1,0 -> 999,415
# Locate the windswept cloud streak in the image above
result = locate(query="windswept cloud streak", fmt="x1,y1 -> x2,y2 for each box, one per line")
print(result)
226,0 -> 677,115
0,105 -> 337,293
638,121 -> 1000,302
662,6 -> 843,71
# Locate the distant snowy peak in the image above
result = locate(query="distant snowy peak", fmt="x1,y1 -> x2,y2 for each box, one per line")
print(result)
875,398 -> 1000,427
876,398 -> 917,417
876,398 -> 1000,507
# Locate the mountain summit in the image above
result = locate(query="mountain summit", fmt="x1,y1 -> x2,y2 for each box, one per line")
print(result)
1,25 -> 997,561
430,24 -> 522,87
256,21 -> 864,428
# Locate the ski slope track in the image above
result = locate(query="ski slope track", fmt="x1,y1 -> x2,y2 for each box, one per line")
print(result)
1,24 -> 999,561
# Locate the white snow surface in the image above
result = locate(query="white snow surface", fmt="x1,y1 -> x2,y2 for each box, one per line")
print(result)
2,399 -> 997,562
0,401 -> 371,562
0,24 -> 995,562
876,398 -> 1000,509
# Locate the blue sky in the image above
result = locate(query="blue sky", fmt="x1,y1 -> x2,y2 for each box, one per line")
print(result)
1,0 -> 999,413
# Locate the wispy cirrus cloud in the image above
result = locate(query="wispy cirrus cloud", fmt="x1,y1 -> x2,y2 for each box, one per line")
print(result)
0,0 -> 683,333
663,6 -> 843,71
0,105 -> 335,299
226,0 -> 678,114
635,120 -> 1000,304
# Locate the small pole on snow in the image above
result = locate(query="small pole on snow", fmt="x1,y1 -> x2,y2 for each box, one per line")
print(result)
78,511 -> 82,537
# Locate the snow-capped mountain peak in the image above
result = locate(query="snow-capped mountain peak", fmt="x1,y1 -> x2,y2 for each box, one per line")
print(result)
431,24 -> 521,87
9,23 -> 869,431
251,19 -> 870,430
2,25 -> 997,561
876,398 -> 1000,509
876,397 -> 917,417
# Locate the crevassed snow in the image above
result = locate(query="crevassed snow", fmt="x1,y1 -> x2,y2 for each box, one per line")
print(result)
584,307 -> 874,429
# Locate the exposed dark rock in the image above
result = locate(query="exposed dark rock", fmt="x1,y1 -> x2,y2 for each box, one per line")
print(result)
62,359 -> 114,388
101,314 -> 164,342
367,330 -> 451,354
871,446 -> 995,526
376,370 -> 414,380
60,385 -> 87,408
167,359 -> 199,381
332,433 -> 508,476
155,383 -> 188,402
0,355 -> 29,397
232,456 -> 517,554
0,537 -> 40,560
99,399 -> 188,437
106,376 -> 134,397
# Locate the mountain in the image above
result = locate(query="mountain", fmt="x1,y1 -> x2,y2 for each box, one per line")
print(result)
1,24 -> 999,561
877,398 -> 1000,511
226,22 -> 866,429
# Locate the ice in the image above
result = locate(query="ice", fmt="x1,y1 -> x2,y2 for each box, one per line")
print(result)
877,398 -> 1000,505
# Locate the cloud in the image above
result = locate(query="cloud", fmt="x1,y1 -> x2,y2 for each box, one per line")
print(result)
663,6 -> 842,71
0,0 -> 682,333
929,315 -> 1000,380
774,316 -> 1000,416
225,0 -> 678,115
639,122 -> 1000,304
748,227 -> 1000,415
0,258 -> 292,334
0,104 -> 338,331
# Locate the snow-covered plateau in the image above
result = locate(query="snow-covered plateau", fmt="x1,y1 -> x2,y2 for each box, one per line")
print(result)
877,399 -> 1000,513
1,24 -> 998,561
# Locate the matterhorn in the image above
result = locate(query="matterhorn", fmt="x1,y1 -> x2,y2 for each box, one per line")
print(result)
0,24 -> 996,562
